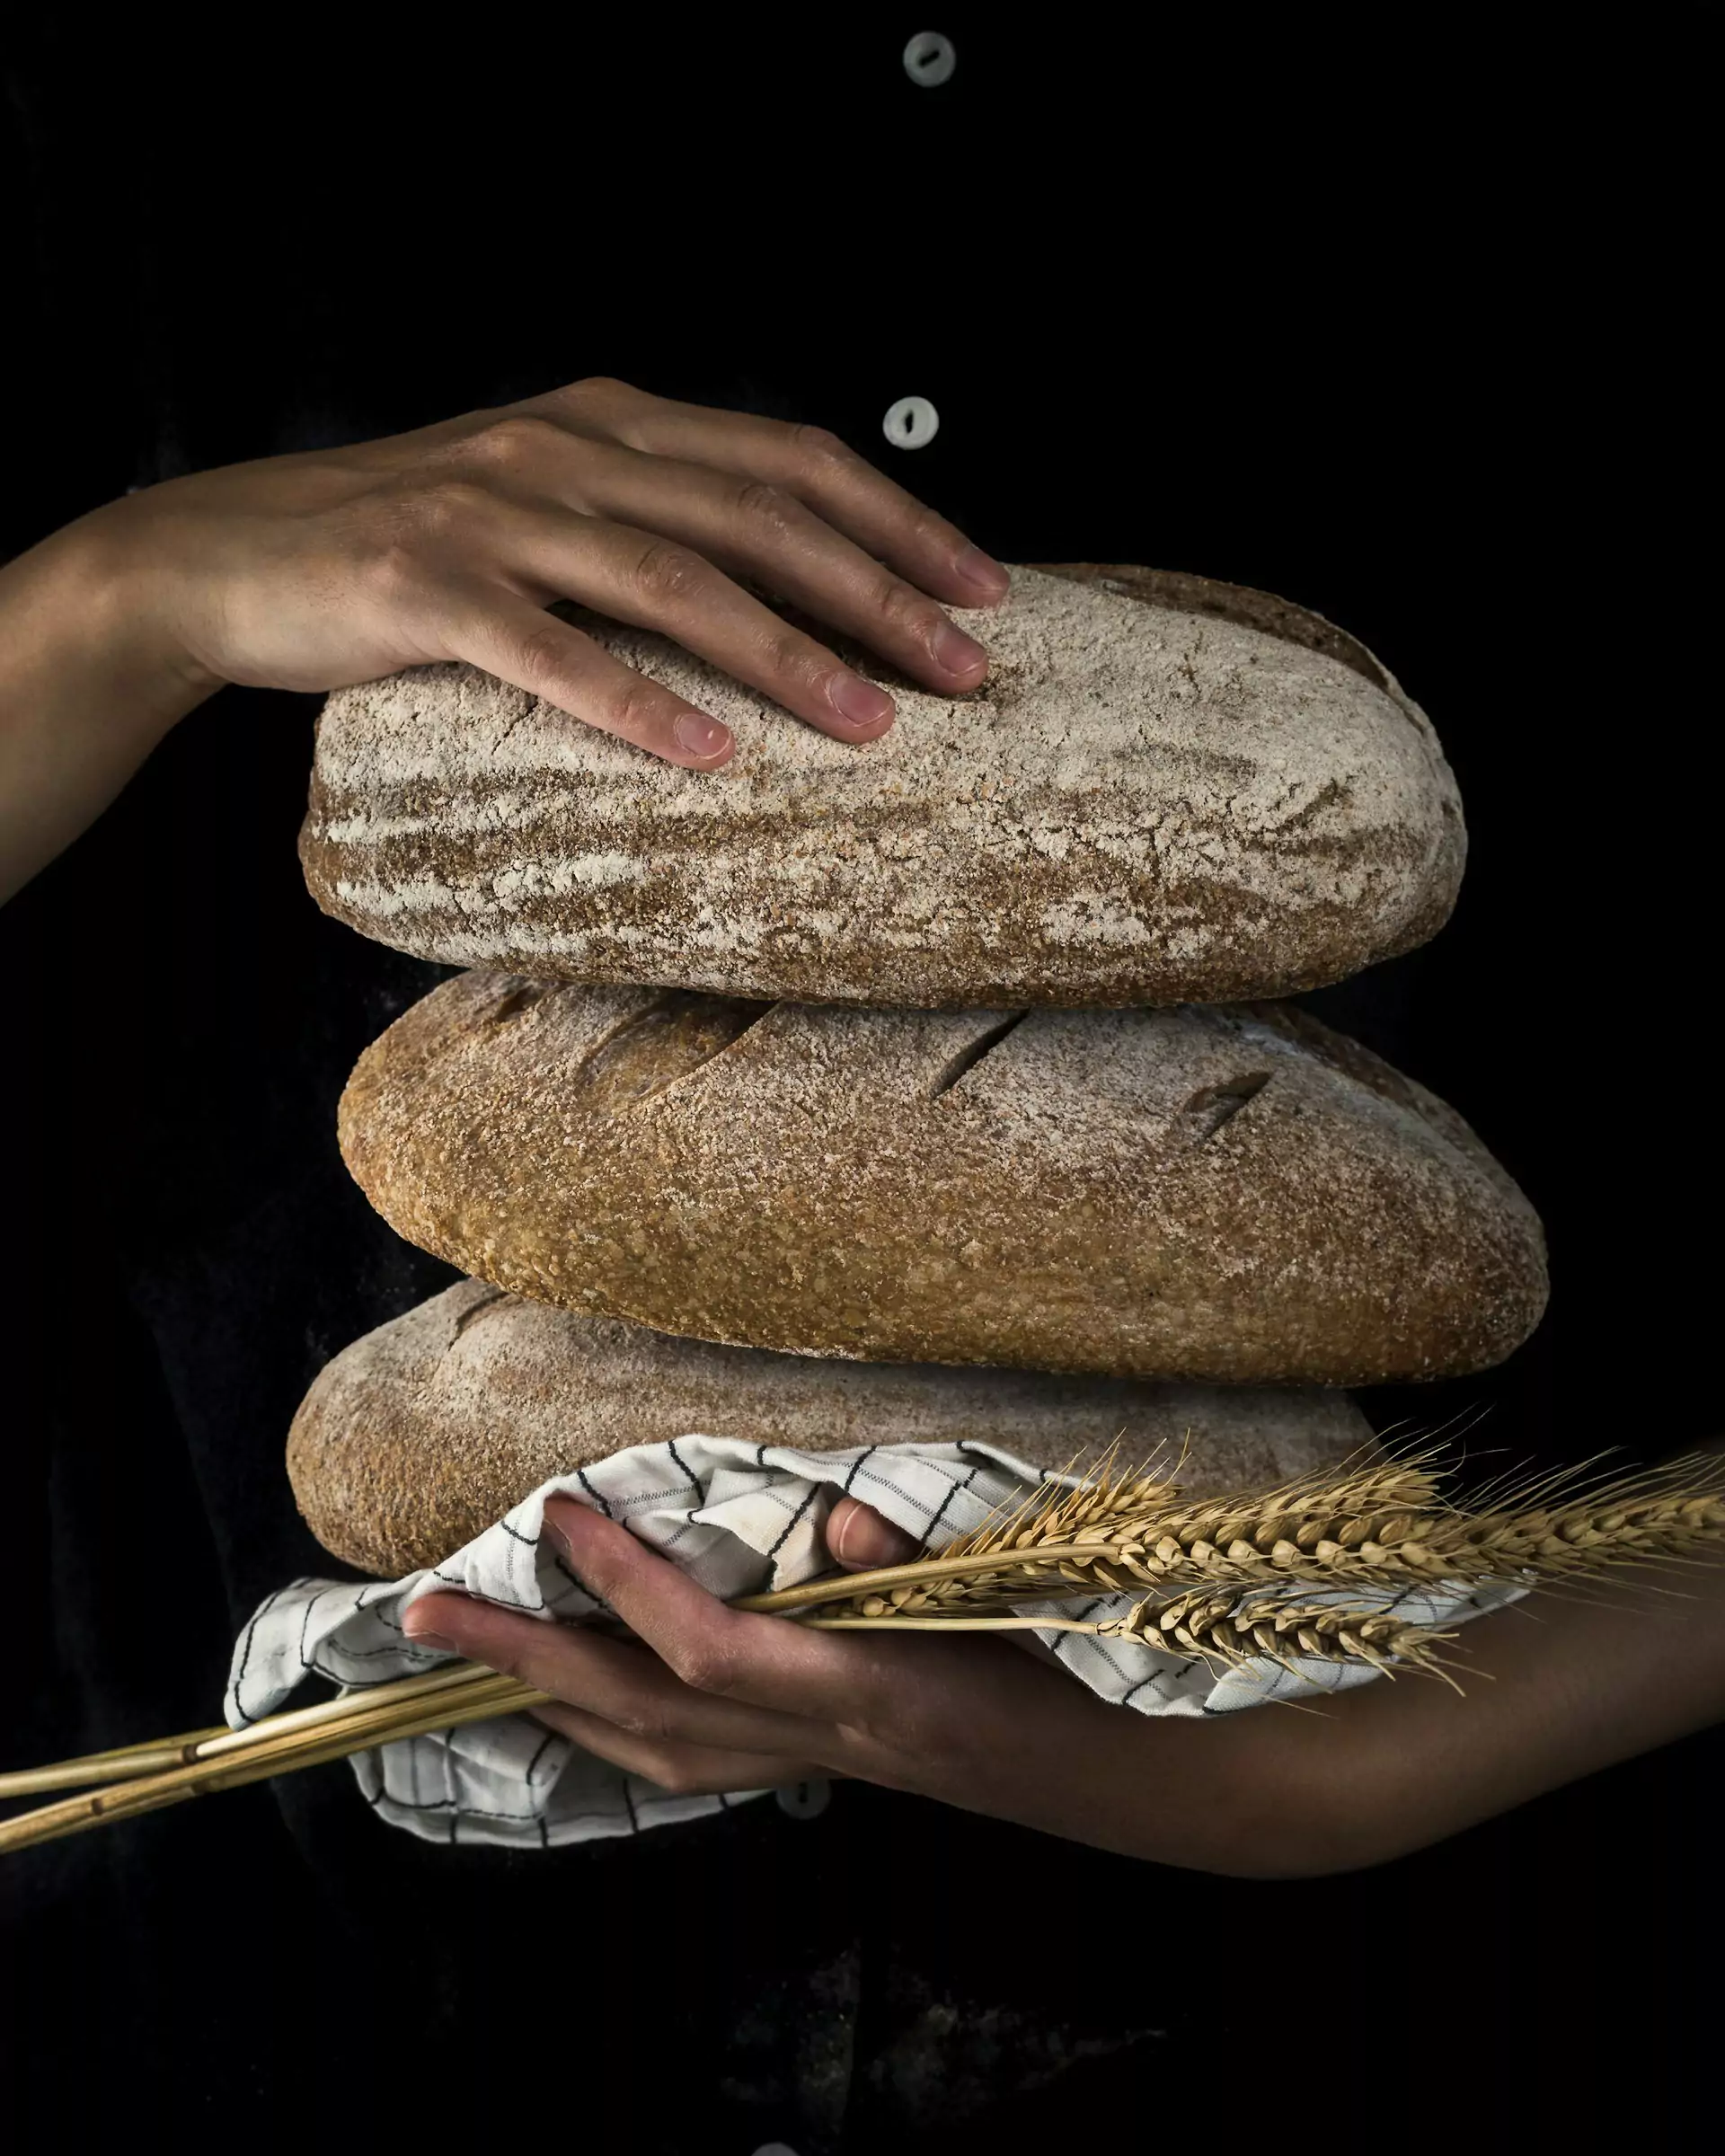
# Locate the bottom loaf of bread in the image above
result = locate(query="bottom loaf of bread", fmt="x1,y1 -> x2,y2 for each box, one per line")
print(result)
287,1277 -> 1377,1577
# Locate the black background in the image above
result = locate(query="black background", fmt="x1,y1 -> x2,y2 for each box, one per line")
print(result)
2,17 -> 1716,2149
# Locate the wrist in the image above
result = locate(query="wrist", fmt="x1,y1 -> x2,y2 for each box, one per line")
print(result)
0,501 -> 227,902
32,501 -> 226,745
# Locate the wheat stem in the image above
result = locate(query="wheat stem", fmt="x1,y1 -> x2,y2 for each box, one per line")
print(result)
0,1658 -> 520,1801
196,1657 -> 508,1761
0,1727 -> 233,1799
6,1450 -> 1721,1857
765,1452 -> 1725,1623
0,1666 -> 544,1853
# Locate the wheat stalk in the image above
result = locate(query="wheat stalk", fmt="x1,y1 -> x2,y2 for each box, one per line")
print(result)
734,1452 -> 1449,1617
739,1450 -> 1725,1621
5,1449 -> 1722,1858
0,1588 -> 1446,1856
0,1663 -> 547,1852
0,1723 -> 233,1798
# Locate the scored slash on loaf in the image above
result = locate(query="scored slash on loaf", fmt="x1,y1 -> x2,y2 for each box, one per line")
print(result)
288,1278 -> 1377,1577
335,976 -> 1548,1386
301,564 -> 1466,1010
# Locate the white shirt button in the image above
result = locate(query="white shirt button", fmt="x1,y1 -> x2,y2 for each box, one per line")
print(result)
774,1776 -> 831,1819
902,31 -> 957,87
882,395 -> 940,451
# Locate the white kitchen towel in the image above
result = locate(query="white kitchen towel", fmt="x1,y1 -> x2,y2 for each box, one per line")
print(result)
227,1436 -> 1522,1849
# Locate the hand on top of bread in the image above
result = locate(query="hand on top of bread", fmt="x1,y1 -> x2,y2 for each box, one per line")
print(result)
84,377 -> 1009,763
0,379 -> 1008,898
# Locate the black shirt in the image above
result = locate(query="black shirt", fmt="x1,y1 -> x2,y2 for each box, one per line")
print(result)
4,22 -> 1717,2149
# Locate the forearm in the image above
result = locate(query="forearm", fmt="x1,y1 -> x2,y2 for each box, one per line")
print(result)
1057,1544 -> 1725,1878
0,513 -> 217,902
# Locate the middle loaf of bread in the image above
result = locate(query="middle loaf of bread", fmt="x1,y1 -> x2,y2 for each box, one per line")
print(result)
338,973 -> 1548,1385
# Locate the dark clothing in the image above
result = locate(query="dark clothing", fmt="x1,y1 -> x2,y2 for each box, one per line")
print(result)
2,21 -> 1717,2149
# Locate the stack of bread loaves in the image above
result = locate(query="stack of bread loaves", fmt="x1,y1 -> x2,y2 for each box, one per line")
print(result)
289,564 -> 1548,1580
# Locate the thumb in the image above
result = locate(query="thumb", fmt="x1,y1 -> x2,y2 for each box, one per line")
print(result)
826,1496 -> 923,1572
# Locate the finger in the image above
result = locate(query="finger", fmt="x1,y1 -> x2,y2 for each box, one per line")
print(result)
438,588 -> 734,767
535,380 -> 1012,608
541,1496 -> 897,1724
401,1589 -> 834,1758
531,1699 -> 818,1799
549,440 -> 991,693
491,512 -> 907,744
826,1497 -> 924,1573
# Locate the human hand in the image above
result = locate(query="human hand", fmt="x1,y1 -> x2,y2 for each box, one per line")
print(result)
88,376 -> 1010,767
396,1478 -> 1725,1877
400,1494 -> 1129,1823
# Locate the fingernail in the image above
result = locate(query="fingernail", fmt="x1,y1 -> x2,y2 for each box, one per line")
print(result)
827,671 -> 896,733
543,1517 -> 571,1560
832,1502 -> 921,1570
933,620 -> 988,679
954,546 -> 1011,599
673,710 -> 731,758
402,1615 -> 458,1652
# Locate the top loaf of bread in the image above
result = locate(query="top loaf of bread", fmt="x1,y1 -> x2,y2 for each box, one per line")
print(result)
301,565 -> 1465,1009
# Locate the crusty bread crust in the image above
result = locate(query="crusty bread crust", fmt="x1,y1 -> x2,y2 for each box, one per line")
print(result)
337,976 -> 1547,1385
301,565 -> 1464,1009
288,1279 -> 1376,1577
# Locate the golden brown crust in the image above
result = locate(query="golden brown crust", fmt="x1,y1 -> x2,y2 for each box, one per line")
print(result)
337,976 -> 1548,1387
288,1280 -> 1378,1576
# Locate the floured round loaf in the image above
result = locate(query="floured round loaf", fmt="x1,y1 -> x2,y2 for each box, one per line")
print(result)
288,1277 -> 1377,1576
301,563 -> 1465,1008
337,975 -> 1548,1384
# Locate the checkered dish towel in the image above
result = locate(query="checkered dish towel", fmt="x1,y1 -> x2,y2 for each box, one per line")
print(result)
228,1437 -> 1520,1850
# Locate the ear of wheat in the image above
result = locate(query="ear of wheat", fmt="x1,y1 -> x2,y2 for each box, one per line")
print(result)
809,1586 -> 1460,1682
4,1445 -> 1722,1858
1106,1589 -> 1458,1683
738,1448 -> 1725,1621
